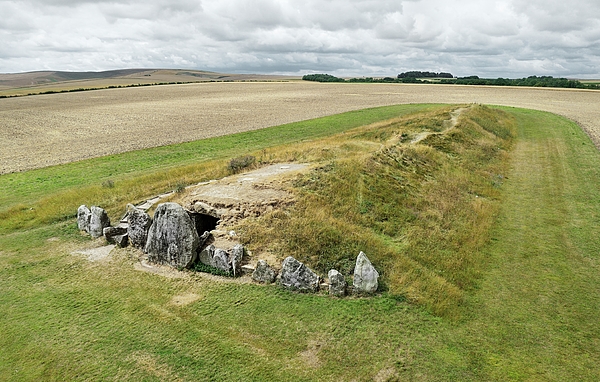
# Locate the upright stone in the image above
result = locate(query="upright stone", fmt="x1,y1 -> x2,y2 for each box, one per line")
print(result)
144,202 -> 199,268
77,205 -> 91,232
328,269 -> 347,297
198,244 -> 216,269
278,256 -> 320,292
89,206 -> 111,238
231,244 -> 244,277
127,204 -> 152,249
353,252 -> 379,294
252,260 -> 277,284
212,248 -> 230,271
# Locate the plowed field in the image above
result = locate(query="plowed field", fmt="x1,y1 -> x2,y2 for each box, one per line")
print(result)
1,82 -> 599,174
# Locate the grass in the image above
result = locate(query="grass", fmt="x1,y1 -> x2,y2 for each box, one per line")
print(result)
0,104 -> 599,380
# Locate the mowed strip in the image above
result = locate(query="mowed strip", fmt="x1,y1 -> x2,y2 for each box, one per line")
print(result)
1,82 -> 600,174
436,108 -> 600,380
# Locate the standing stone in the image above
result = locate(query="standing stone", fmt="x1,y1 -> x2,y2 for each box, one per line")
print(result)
328,269 -> 347,297
252,260 -> 277,284
89,206 -> 111,238
77,205 -> 91,232
144,202 -> 199,268
199,244 -> 216,268
278,256 -> 320,292
231,244 -> 244,277
212,248 -> 230,271
353,252 -> 379,294
127,205 -> 152,249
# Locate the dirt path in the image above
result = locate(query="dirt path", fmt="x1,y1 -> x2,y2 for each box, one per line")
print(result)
1,82 -> 599,174
411,106 -> 468,144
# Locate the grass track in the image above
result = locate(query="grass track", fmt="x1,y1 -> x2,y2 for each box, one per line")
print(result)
0,106 -> 599,380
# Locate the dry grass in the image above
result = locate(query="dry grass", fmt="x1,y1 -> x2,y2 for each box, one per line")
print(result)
234,105 -> 516,316
1,82 -> 599,174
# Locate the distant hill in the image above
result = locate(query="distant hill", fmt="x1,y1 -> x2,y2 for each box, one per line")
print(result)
0,69 -> 300,96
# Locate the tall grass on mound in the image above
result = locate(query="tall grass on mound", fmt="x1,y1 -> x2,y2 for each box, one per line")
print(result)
237,105 -> 516,317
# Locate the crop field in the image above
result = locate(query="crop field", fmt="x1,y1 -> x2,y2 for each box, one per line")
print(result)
1,81 -> 600,380
1,82 -> 600,174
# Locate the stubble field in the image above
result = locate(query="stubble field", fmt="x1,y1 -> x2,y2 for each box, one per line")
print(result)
1,81 -> 599,174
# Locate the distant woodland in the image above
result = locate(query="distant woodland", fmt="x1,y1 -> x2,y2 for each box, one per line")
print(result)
302,72 -> 600,89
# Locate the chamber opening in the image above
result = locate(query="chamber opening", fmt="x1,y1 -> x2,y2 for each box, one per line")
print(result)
189,213 -> 220,236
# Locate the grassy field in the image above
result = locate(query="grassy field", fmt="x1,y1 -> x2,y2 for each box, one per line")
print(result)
0,104 -> 599,380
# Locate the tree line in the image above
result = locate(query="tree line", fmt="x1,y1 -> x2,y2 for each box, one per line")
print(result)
302,73 -> 600,90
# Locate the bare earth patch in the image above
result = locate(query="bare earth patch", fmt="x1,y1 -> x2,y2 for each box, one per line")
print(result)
1,82 -> 599,174
170,293 -> 202,306
73,244 -> 115,262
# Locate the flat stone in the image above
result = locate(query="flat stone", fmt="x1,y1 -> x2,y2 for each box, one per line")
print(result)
241,264 -> 256,274
103,226 -> 127,246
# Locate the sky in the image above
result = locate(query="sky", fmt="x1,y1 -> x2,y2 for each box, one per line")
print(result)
1,0 -> 599,78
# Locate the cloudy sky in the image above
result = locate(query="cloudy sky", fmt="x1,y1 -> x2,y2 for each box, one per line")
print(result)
1,0 -> 599,78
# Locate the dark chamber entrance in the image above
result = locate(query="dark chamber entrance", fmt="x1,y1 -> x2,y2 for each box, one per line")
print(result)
189,213 -> 219,235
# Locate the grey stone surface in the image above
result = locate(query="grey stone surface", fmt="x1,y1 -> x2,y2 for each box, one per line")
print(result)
89,206 -> 111,238
328,269 -> 347,297
252,260 -> 277,284
353,252 -> 379,294
113,234 -> 129,247
198,244 -> 245,275
144,202 -> 199,268
198,231 -> 211,249
212,248 -> 230,272
77,205 -> 91,232
127,204 -> 152,249
198,244 -> 216,268
103,226 -> 128,247
231,244 -> 244,277
278,256 -> 320,292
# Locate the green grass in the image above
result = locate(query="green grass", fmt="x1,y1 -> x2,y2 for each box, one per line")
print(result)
0,104 -> 599,380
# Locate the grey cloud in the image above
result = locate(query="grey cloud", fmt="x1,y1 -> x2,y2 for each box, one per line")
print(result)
0,0 -> 599,78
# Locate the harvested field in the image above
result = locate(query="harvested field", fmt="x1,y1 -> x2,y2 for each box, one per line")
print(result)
1,82 -> 599,174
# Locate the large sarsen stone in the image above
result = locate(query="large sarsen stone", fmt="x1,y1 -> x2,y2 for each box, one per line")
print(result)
144,202 -> 199,268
